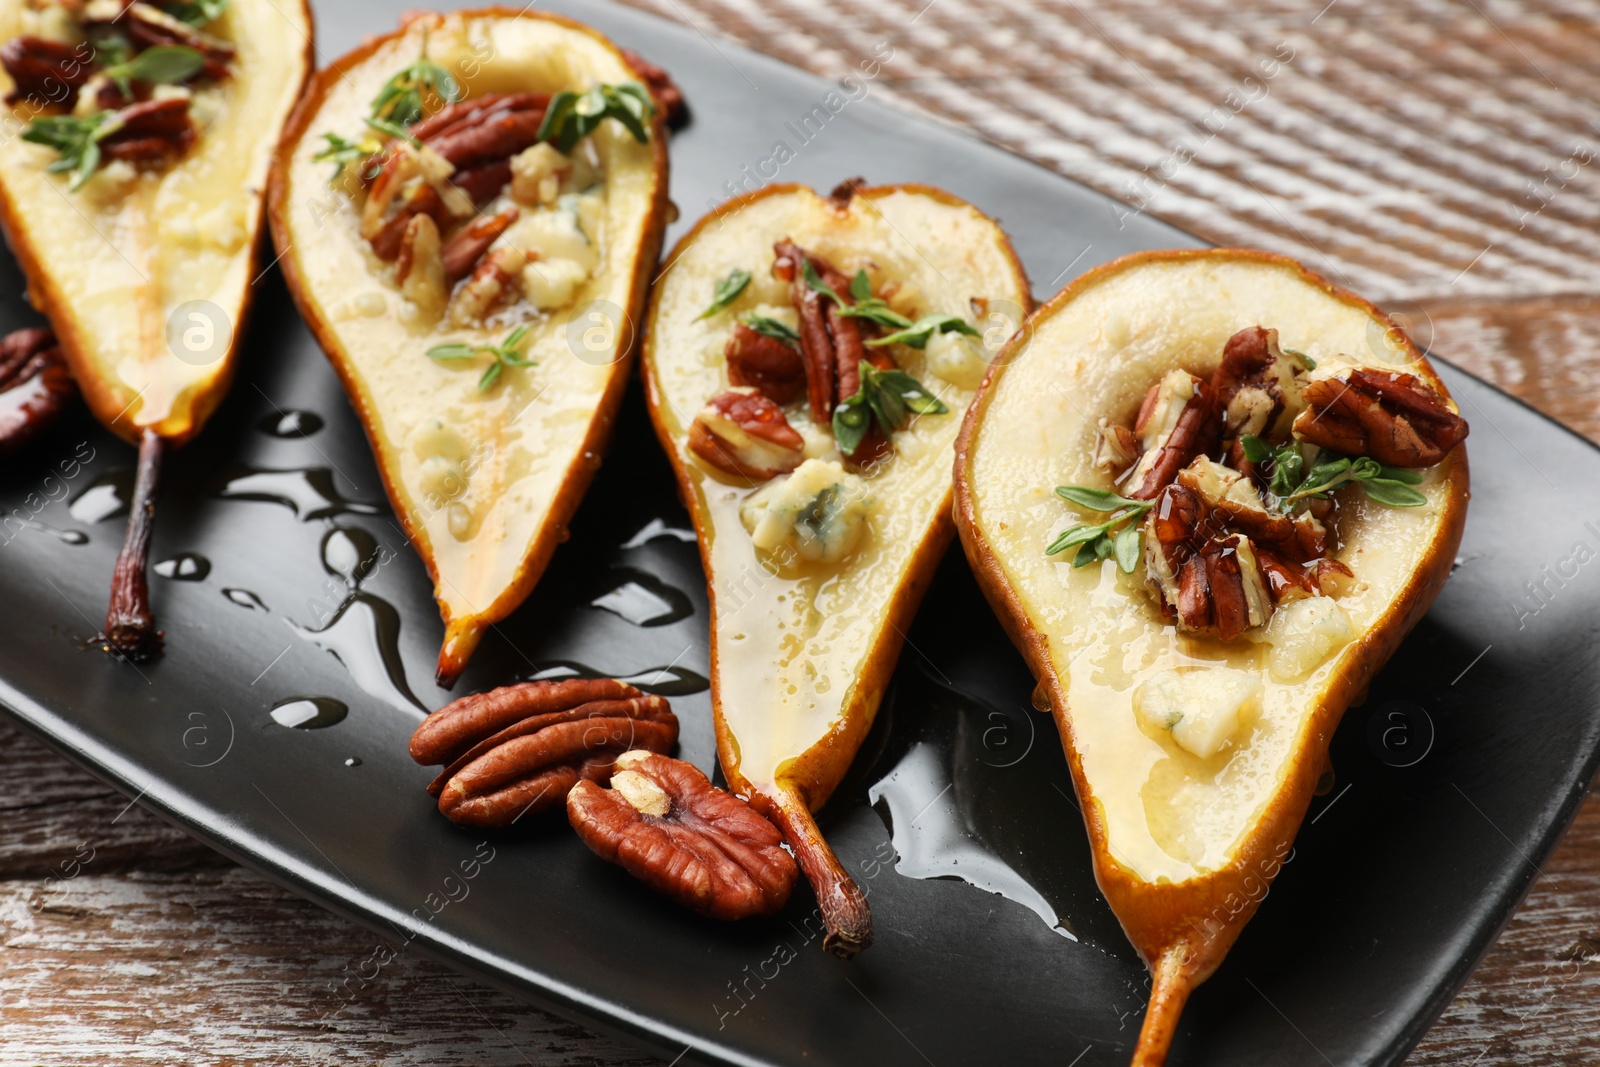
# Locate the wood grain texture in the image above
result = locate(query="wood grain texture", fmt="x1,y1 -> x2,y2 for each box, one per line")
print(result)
4,0 -> 1600,1063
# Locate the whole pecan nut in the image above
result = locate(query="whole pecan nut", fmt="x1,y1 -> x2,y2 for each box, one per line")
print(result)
409,679 -> 679,828
1292,368 -> 1468,468
567,750 -> 798,921
0,326 -> 77,455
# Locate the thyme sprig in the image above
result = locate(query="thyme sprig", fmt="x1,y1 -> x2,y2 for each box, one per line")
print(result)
1046,487 -> 1150,572
1239,435 -> 1426,508
22,111 -> 117,191
427,325 -> 534,391
370,33 -> 461,127
537,82 -> 653,153
832,362 -> 948,454
800,262 -> 914,330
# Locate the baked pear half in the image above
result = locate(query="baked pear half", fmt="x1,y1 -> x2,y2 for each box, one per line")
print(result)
0,0 -> 312,655
644,181 -> 1030,956
270,8 -> 670,686
955,249 -> 1468,1064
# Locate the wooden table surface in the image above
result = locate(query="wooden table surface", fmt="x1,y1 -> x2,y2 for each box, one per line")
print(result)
3,0 -> 1598,1062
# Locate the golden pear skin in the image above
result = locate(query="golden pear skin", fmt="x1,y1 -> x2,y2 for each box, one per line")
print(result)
954,249 -> 1468,1064
0,0 -> 314,656
644,181 -> 1031,954
269,8 -> 670,686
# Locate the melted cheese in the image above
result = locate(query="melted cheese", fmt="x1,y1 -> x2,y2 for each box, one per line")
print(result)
276,13 -> 661,644
0,0 -> 309,438
966,256 -> 1464,884
648,187 -> 1028,792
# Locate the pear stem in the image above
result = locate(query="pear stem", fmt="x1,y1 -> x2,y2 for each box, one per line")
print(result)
1132,941 -> 1196,1067
103,428 -> 165,662
766,786 -> 873,959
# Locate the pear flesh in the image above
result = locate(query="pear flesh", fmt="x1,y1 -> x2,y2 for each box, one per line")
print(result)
645,182 -> 1031,953
0,0 -> 313,444
270,11 -> 669,685
956,250 -> 1467,1063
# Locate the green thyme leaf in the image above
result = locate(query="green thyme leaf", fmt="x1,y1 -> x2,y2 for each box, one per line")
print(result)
537,82 -> 654,154
312,131 -> 382,181
1239,434 -> 1273,464
165,0 -> 229,28
800,257 -> 843,304
105,45 -> 204,93
832,390 -> 872,455
371,33 -> 461,127
364,115 -> 420,148
1114,523 -> 1142,573
849,269 -> 872,302
868,313 -> 981,350
427,325 -> 536,391
1281,345 -> 1316,370
22,111 -> 118,191
1047,486 -> 1153,561
1054,485 -> 1146,512
698,268 -> 750,320
1357,478 -> 1427,507
742,314 -> 800,345
1376,464 -> 1423,484
831,362 -> 949,452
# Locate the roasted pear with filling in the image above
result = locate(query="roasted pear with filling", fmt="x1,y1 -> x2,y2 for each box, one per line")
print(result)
0,0 -> 312,656
644,181 -> 1030,955
269,9 -> 670,686
955,249 -> 1468,1064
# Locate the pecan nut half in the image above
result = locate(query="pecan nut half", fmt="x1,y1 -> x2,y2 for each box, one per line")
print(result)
1293,368 -> 1468,468
0,327 -> 77,455
567,751 -> 798,920
0,36 -> 92,106
98,98 -> 195,164
688,388 -> 805,480
726,322 -> 805,405
409,679 -> 679,828
1126,370 -> 1221,500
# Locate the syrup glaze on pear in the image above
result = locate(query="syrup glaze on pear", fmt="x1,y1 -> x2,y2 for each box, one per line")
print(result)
955,249 -> 1467,1064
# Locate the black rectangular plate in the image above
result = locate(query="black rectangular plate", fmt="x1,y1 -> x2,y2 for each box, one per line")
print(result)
1,2 -> 1595,1065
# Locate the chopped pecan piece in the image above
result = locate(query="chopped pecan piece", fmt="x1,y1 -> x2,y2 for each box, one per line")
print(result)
409,678 -> 679,828
449,246 -> 527,326
98,98 -> 194,164
1,36 -> 92,106
440,207 -> 518,284
567,751 -> 798,921
1293,369 -> 1468,468
1143,482 -> 1211,614
0,327 -> 77,456
689,388 -> 805,481
1177,534 -> 1273,641
725,322 -> 805,405
1126,369 -> 1221,500
1092,417 -> 1140,473
1210,326 -> 1309,438
620,49 -> 686,128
